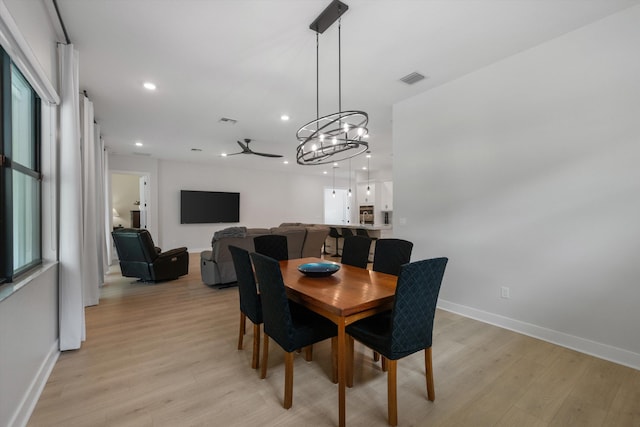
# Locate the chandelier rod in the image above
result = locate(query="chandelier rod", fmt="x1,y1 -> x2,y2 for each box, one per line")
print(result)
338,17 -> 342,115
316,32 -> 319,123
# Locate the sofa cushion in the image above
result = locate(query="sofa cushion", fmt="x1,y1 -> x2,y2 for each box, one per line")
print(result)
301,226 -> 330,258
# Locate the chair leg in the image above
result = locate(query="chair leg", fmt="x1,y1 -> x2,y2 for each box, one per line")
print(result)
237,312 -> 246,350
387,359 -> 398,426
331,337 -> 338,384
304,345 -> 313,361
381,356 -> 388,372
347,335 -> 354,388
373,351 -> 380,362
260,333 -> 269,379
425,347 -> 435,401
284,352 -> 294,409
251,323 -> 261,370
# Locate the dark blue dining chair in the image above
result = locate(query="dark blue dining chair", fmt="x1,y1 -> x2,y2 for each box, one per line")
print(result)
368,238 -> 414,364
229,245 -> 262,370
346,257 -> 448,426
372,238 -> 414,277
250,252 -> 337,409
254,234 -> 289,261
341,235 -> 371,269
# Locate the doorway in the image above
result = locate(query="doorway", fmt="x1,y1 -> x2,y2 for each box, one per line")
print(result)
112,173 -> 141,228
324,188 -> 352,225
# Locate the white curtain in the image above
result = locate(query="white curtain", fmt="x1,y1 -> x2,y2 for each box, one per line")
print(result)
100,138 -> 110,275
104,150 -> 113,267
58,43 -> 85,350
58,44 -> 107,350
80,96 -> 102,306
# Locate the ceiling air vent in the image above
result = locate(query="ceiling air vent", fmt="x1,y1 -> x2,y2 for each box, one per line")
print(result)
399,72 -> 426,85
219,117 -> 238,124
133,152 -> 151,157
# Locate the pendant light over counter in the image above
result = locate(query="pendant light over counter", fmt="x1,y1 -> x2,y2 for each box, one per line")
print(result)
296,0 -> 369,166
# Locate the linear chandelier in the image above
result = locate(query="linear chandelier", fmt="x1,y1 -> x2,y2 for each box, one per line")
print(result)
296,0 -> 369,165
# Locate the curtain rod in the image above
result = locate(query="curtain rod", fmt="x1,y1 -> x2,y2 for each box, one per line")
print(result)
52,0 -> 71,44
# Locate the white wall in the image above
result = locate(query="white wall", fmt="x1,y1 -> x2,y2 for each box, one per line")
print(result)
0,1 -> 61,426
394,6 -> 640,368
3,0 -> 58,85
0,266 -> 59,427
157,159 -> 339,251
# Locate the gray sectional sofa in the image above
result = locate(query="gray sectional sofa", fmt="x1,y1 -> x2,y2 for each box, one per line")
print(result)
200,223 -> 329,286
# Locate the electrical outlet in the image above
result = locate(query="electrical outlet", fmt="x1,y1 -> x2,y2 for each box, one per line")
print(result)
501,286 -> 510,299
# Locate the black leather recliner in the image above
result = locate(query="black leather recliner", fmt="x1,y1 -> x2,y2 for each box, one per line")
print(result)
112,228 -> 189,282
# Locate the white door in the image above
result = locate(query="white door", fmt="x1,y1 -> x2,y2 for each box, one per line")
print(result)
138,175 -> 149,229
324,188 -> 351,224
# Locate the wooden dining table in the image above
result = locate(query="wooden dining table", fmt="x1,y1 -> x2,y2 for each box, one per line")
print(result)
279,257 -> 398,427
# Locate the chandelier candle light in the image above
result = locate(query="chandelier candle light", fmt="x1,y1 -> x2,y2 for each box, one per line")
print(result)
296,0 -> 369,165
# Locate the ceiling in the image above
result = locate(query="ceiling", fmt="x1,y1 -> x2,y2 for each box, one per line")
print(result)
54,0 -> 638,177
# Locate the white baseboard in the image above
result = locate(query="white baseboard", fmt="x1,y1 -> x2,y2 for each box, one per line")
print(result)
437,299 -> 640,371
9,340 -> 60,427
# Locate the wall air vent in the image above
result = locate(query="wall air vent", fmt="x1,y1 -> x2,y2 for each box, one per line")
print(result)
219,117 -> 238,124
400,72 -> 426,85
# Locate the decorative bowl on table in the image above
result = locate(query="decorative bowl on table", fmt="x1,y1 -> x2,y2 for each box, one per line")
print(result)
297,262 -> 341,277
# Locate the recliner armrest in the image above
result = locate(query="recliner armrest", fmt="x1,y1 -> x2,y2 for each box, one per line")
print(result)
157,247 -> 188,260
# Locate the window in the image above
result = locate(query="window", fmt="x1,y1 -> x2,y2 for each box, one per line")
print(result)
0,48 -> 41,283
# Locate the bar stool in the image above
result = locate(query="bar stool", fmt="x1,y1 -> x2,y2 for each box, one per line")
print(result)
356,228 -> 378,241
328,227 -> 342,257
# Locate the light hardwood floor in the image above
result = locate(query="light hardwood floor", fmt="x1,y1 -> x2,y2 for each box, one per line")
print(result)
28,254 -> 640,426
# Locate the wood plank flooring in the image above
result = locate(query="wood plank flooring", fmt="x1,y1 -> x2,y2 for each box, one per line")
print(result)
28,254 -> 640,426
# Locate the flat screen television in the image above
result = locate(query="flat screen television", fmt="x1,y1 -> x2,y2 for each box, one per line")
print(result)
180,190 -> 240,224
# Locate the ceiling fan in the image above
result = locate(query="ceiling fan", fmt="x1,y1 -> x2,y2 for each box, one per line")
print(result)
226,138 -> 283,158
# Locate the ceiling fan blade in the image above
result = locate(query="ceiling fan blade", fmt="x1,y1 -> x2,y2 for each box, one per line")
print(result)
253,151 -> 283,158
225,152 -> 243,156
236,140 -> 248,150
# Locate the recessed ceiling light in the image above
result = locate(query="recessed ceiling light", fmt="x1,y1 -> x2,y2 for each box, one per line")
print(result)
281,115 -> 290,121
221,153 -> 227,157
143,82 -> 156,90
283,160 -> 289,164
323,171 -> 328,174
135,141 -> 143,147
362,166 -> 367,170
366,153 -> 371,158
